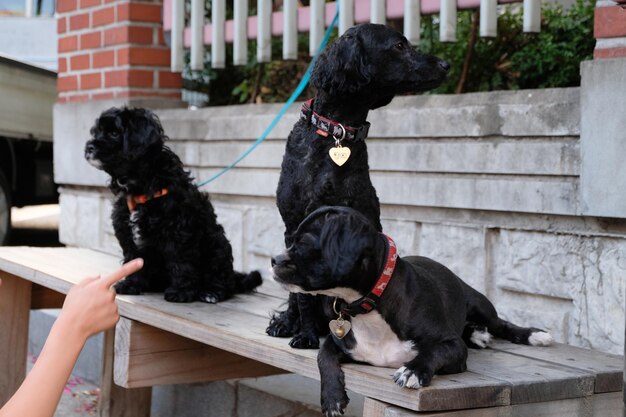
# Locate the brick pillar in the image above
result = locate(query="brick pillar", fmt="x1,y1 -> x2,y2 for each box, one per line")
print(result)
56,0 -> 182,103
593,1 -> 626,58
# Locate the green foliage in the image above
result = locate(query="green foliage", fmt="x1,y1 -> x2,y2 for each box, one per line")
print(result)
423,0 -> 595,93
185,0 -> 595,104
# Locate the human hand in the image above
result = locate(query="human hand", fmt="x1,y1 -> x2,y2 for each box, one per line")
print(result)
57,259 -> 143,341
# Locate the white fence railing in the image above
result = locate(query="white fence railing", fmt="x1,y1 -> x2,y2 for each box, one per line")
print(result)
163,0 -> 541,72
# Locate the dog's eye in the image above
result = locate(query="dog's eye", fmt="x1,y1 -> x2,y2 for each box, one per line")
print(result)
109,131 -> 120,139
393,42 -> 405,51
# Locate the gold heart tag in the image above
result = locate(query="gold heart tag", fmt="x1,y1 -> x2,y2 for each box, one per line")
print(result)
329,318 -> 352,339
329,146 -> 351,166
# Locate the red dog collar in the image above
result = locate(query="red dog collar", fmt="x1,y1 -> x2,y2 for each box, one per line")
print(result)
340,234 -> 398,316
127,188 -> 169,212
300,98 -> 370,142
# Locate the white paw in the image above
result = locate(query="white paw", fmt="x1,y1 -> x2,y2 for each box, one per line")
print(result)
470,328 -> 493,348
202,294 -> 219,303
393,366 -> 422,389
528,331 -> 553,346
323,402 -> 344,417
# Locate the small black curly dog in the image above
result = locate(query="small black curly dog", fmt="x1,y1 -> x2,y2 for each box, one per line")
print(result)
85,107 -> 262,303
266,23 -> 450,348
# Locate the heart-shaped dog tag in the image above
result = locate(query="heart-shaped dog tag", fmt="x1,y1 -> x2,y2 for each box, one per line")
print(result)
329,146 -> 351,166
329,319 -> 352,339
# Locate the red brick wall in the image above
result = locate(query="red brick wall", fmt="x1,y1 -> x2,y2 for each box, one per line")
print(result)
594,4 -> 626,59
57,0 -> 182,103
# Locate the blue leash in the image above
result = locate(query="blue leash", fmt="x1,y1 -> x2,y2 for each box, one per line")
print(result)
197,11 -> 340,187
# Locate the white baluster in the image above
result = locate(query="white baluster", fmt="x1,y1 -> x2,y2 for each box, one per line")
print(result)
404,0 -> 421,45
234,0 -> 248,65
171,0 -> 184,72
439,0 -> 457,42
371,0 -> 386,24
338,0 -> 354,35
190,0 -> 204,70
523,0 -> 541,32
479,0 -> 497,37
211,0 -> 226,68
310,0 -> 325,56
257,0 -> 272,63
283,0 -> 298,60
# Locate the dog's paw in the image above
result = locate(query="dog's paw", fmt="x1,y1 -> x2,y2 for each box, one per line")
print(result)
321,391 -> 349,417
199,291 -> 227,304
289,333 -> 319,349
469,327 -> 493,349
393,366 -> 430,389
114,279 -> 141,295
528,330 -> 553,346
164,287 -> 198,303
266,313 -> 297,337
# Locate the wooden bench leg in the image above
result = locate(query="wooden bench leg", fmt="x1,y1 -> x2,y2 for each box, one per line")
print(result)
98,328 -> 152,417
0,272 -> 32,406
363,398 -> 388,417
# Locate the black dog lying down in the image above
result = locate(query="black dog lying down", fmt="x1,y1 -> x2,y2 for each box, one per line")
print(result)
85,107 -> 262,303
271,206 -> 553,417
267,22 -> 450,349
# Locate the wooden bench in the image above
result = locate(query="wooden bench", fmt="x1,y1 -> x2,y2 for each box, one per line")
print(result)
0,246 -> 623,417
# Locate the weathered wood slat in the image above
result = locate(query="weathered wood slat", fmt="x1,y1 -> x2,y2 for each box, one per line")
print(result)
114,318 -> 286,388
466,348 -> 595,404
364,392 -> 624,417
490,340 -> 623,394
0,272 -> 31,406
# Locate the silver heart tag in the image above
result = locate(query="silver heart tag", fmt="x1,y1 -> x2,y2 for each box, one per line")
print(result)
329,319 -> 352,339
329,146 -> 351,166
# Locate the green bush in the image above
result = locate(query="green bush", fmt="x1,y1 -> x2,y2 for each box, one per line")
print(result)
185,0 -> 595,104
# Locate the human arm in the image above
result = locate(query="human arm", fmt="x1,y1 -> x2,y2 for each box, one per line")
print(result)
0,258 -> 143,417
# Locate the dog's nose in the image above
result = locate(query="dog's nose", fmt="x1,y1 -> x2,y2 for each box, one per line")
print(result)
438,60 -> 451,72
271,253 -> 291,267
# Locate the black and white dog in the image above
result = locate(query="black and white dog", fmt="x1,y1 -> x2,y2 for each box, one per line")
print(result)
267,23 -> 450,349
271,206 -> 553,417
85,107 -> 262,303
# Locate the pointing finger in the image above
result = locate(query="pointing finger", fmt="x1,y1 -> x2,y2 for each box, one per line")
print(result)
101,259 -> 143,288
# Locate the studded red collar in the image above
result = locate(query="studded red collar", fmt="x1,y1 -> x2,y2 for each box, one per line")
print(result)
300,98 -> 370,142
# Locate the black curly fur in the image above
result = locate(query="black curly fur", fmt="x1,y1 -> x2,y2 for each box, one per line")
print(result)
85,107 -> 262,303
266,24 -> 449,348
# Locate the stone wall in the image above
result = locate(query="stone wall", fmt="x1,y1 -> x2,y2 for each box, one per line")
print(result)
54,87 -> 626,355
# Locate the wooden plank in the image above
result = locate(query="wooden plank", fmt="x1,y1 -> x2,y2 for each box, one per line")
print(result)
466,348 -> 595,404
366,392 -> 623,417
0,272 -> 31,406
344,364 -> 510,411
114,318 -> 286,388
30,283 -> 65,309
98,329 -> 151,417
491,340 -> 623,393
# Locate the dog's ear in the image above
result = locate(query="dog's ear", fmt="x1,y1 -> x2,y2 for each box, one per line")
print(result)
129,109 -> 166,149
320,212 -> 375,277
312,33 -> 372,97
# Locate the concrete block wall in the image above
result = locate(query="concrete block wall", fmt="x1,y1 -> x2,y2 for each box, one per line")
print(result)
54,87 -> 626,356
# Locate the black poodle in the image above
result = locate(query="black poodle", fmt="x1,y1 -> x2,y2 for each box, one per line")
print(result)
266,23 -> 450,348
85,107 -> 262,303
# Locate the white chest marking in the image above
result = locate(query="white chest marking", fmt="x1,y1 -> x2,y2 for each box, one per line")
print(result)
129,211 -> 144,247
347,312 -> 417,368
